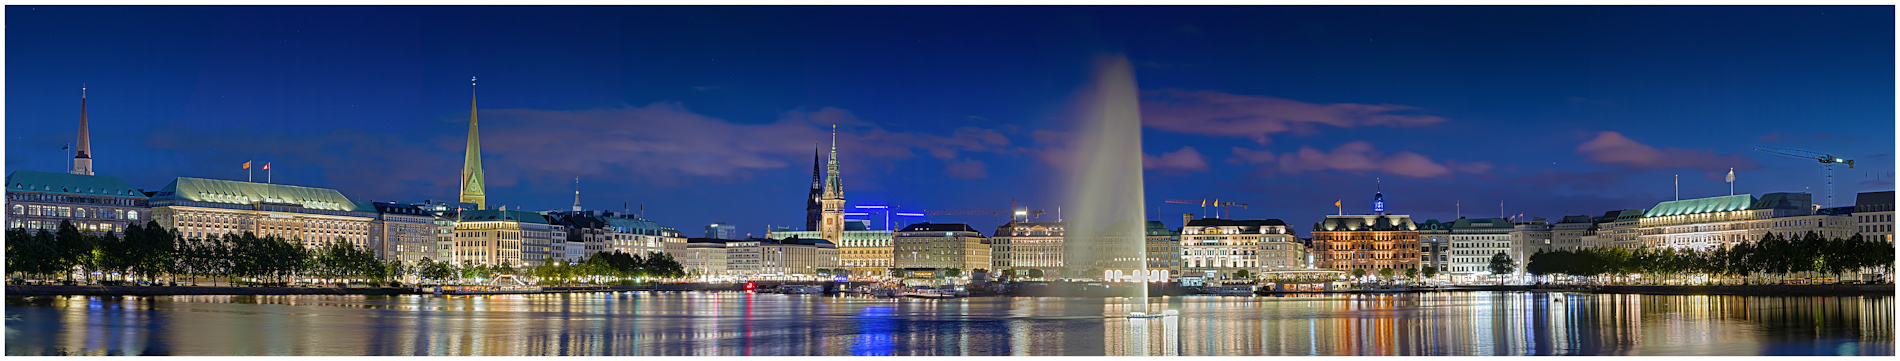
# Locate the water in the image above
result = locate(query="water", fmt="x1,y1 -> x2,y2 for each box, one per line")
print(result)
6,292 -> 1891,356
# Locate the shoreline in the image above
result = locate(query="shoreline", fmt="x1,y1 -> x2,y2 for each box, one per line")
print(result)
8,284 -> 1893,297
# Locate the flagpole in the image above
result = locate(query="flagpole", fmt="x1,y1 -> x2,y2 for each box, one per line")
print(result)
248,160 -> 253,182
1674,174 -> 1679,201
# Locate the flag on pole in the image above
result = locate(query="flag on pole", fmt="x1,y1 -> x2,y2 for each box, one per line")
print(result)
263,162 -> 271,170
62,144 -> 68,150
1725,168 -> 1734,183
243,161 -> 251,169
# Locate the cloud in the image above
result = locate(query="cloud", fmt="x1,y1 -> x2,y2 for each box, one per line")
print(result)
944,159 -> 988,179
1264,141 -> 1476,178
1228,146 -> 1277,165
1576,131 -> 1759,172
1140,89 -> 1449,144
1143,146 -> 1210,172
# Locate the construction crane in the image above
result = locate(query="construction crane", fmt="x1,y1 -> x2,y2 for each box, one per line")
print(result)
1753,145 -> 1855,207
892,197 -> 1048,225
1165,198 -> 1249,219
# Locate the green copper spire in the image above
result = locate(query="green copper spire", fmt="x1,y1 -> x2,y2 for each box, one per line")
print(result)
460,77 -> 486,210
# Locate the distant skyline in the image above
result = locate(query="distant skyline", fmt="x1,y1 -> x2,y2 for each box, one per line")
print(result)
7,5 -> 1894,235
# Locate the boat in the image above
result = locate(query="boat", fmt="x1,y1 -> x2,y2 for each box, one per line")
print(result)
904,288 -> 959,299
1201,285 -> 1256,296
1356,284 -> 1411,293
1127,310 -> 1180,318
431,275 -> 542,295
781,285 -> 825,294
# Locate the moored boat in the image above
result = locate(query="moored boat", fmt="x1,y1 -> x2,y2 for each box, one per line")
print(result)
431,275 -> 541,295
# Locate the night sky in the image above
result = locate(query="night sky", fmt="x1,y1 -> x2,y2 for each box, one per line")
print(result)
7,6 -> 1894,237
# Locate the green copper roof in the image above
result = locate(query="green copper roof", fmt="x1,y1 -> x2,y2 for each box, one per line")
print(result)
5,170 -> 145,198
151,177 -> 359,211
1644,194 -> 1756,218
456,210 -> 550,224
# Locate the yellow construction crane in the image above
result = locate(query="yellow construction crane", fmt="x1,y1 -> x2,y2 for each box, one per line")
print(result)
1165,198 -> 1248,219
1754,145 -> 1855,207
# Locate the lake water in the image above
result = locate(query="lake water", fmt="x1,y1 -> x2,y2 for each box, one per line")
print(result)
4,292 -> 1892,356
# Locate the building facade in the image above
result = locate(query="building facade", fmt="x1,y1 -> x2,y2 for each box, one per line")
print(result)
451,210 -> 559,268
989,221 -> 1067,273
1445,218 -> 1514,276
1855,191 -> 1895,242
726,239 -> 762,276
147,177 -> 373,250
705,222 -> 738,240
1638,193 -> 1857,252
1181,218 -> 1295,279
363,201 -> 438,262
758,237 -> 840,277
1415,220 -> 1452,273
683,238 -> 730,277
771,229 -> 893,278
1312,214 -> 1420,273
7,170 -> 149,235
893,223 -> 991,272
1550,215 -> 1593,251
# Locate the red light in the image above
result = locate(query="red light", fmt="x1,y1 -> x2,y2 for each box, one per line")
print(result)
745,282 -> 755,291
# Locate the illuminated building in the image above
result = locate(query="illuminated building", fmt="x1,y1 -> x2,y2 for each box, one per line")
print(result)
1311,189 -> 1420,273
683,238 -> 729,276
894,223 -> 990,272
705,222 -> 738,239
1181,218 -> 1296,279
6,170 -> 148,235
71,87 -> 94,176
990,221 -> 1067,274
758,236 -> 839,277
816,128 -> 846,244
363,201 -> 438,262
1415,219 -> 1452,273
1550,215 -> 1594,251
771,226 -> 891,278
1854,191 -> 1894,242
148,177 -> 373,249
450,210 -> 560,268
1638,192 -> 1855,252
1441,218 -> 1512,276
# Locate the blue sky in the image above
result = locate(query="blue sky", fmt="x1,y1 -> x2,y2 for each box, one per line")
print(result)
7,5 -> 1893,237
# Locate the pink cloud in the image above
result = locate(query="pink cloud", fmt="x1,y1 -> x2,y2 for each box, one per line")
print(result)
1576,131 -> 1759,172
1264,141 -> 1473,178
1140,89 -> 1448,144
1228,146 -> 1277,165
1143,146 -> 1210,172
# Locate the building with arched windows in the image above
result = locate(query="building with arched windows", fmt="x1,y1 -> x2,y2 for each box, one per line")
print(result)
6,170 -> 149,235
148,177 -> 373,250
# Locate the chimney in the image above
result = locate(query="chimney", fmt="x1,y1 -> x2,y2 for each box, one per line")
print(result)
1182,213 -> 1192,229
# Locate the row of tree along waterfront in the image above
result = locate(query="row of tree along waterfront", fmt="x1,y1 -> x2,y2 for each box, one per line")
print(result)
6,220 -> 685,287
1527,231 -> 1894,284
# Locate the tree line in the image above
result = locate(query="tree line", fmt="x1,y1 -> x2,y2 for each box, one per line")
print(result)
6,220 -> 688,287
525,250 -> 685,285
1527,231 -> 1894,284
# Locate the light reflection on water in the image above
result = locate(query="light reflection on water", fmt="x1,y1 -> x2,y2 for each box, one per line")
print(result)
4,292 -> 1891,356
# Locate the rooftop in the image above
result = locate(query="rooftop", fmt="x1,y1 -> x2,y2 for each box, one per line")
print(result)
1644,194 -> 1757,218
456,209 -> 553,224
150,177 -> 360,211
6,170 -> 146,198
898,222 -> 981,234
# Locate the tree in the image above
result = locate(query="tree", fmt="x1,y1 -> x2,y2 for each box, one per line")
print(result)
1028,268 -> 1045,279
943,268 -> 962,278
1421,266 -> 1438,280
1235,269 -> 1251,280
1377,268 -> 1394,281
1404,267 -> 1419,281
53,220 -> 97,283
1351,268 -> 1368,280
1489,252 -> 1515,282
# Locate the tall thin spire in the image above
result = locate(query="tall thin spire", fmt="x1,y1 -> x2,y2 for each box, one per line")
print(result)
459,77 -> 487,210
572,177 -> 582,212
805,141 -> 825,231
818,125 -> 846,243
72,86 -> 94,175
1372,177 -> 1386,215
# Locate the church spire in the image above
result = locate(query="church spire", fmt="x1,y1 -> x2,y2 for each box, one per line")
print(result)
1373,178 -> 1386,215
572,177 -> 582,212
823,125 -> 842,197
72,86 -> 94,175
459,77 -> 487,210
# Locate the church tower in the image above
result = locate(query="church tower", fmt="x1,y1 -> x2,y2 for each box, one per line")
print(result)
805,142 -> 824,231
72,87 -> 94,176
459,77 -> 487,210
819,126 -> 846,242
